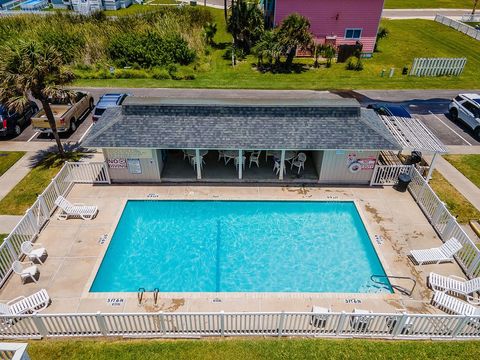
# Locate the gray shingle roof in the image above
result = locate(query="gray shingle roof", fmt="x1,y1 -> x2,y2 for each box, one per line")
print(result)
82,98 -> 401,151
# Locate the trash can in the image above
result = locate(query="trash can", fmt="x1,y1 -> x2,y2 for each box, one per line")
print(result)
395,173 -> 411,192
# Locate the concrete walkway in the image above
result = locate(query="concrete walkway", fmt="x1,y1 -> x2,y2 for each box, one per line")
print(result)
436,156 -> 480,212
382,8 -> 472,20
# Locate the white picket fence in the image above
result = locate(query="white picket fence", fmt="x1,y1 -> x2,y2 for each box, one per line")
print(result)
370,165 -> 413,186
0,343 -> 30,360
408,168 -> 480,278
409,57 -> 467,77
0,311 -> 479,340
0,162 -> 110,288
436,14 -> 480,41
461,14 -> 480,22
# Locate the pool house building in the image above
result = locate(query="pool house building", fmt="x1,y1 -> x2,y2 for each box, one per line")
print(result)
82,97 -> 408,185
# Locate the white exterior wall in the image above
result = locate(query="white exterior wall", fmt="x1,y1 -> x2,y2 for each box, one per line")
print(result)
103,148 -> 162,183
318,150 -> 379,184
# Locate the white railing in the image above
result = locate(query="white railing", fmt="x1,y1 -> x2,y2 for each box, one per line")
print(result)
370,165 -> 413,186
0,162 -> 110,288
408,168 -> 480,278
409,57 -> 467,77
0,343 -> 30,360
461,14 -> 480,22
436,14 -> 480,41
0,311 -> 479,340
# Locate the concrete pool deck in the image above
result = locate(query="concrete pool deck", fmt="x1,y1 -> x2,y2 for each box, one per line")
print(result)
0,184 -> 467,315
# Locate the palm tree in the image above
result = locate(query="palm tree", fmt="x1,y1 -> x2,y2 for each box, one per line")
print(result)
323,45 -> 336,68
203,22 -> 218,46
253,30 -> 281,68
0,41 -> 74,157
228,0 -> 264,53
277,13 -> 313,69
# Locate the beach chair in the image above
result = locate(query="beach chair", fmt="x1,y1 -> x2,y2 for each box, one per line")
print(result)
55,196 -> 98,220
0,289 -> 50,316
12,261 -> 39,284
431,291 -> 480,316
21,241 -> 47,264
410,238 -> 462,265
429,272 -> 480,304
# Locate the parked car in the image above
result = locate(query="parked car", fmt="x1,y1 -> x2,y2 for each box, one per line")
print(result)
448,93 -> 480,139
92,93 -> 129,122
0,101 -> 39,138
31,91 -> 94,133
367,103 -> 412,118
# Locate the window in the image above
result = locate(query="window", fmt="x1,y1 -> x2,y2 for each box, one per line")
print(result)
464,101 -> 480,117
345,28 -> 362,39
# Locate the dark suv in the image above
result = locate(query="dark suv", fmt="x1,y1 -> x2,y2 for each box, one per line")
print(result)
0,102 -> 39,138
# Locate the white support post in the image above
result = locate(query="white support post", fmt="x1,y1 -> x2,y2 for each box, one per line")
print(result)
38,195 -> 49,221
279,150 -> 285,180
426,152 -> 438,182
220,311 -> 225,337
195,149 -> 202,180
158,311 -> 166,335
277,311 -> 286,337
238,149 -> 243,180
96,311 -> 108,336
32,314 -> 48,338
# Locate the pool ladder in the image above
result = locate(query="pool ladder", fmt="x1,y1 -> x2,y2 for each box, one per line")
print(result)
137,287 -> 159,305
370,275 -> 417,297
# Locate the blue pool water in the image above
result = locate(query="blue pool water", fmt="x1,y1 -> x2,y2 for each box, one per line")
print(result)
91,201 -> 391,293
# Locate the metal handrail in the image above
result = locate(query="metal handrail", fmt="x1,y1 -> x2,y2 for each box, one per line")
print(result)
371,274 -> 417,297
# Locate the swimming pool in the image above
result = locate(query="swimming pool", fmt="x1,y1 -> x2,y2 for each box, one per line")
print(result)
91,200 -> 391,293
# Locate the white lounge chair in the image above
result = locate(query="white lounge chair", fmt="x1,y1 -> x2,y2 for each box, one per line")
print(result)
0,289 -> 50,316
429,272 -> 480,304
21,241 -> 47,264
350,309 -> 373,331
12,261 -> 39,284
55,196 -> 98,220
311,306 -> 331,328
410,238 -> 462,265
432,291 -> 480,316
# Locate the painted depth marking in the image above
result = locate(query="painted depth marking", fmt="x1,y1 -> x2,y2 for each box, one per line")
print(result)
428,111 -> 472,146
78,123 -> 94,144
27,132 -> 39,142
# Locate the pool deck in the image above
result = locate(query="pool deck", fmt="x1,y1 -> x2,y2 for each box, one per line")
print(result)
0,184 -> 467,315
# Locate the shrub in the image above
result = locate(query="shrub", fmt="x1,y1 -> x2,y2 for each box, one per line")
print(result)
345,56 -> 364,71
39,28 -> 85,64
113,69 -> 149,79
107,32 -> 196,68
223,46 -> 246,61
151,68 -> 171,80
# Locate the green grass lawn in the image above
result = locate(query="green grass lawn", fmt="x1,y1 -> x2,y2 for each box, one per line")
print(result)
104,4 -> 160,16
384,0 -> 474,8
0,234 -> 7,243
430,170 -> 480,223
0,152 -> 83,216
0,151 -> 25,177
27,338 -> 480,360
444,154 -> 480,189
74,17 -> 480,90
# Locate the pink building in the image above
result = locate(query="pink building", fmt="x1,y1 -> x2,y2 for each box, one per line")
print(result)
273,0 -> 384,56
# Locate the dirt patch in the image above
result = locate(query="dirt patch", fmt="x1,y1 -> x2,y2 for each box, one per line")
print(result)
283,187 -> 311,196
365,203 -> 385,223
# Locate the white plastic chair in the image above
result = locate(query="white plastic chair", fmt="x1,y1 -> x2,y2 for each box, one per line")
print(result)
21,241 -> 47,264
218,150 -> 225,162
190,156 -> 205,170
12,261 -> 39,284
249,151 -> 261,168
234,156 -> 246,170
291,152 -> 307,174
432,291 -> 480,316
410,238 -> 462,265
350,309 -> 373,331
429,272 -> 480,304
0,289 -> 50,316
311,306 -> 331,328
273,159 -> 285,176
55,196 -> 98,220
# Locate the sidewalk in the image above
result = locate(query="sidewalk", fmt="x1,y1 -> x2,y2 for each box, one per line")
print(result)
435,156 -> 480,212
0,152 -> 36,202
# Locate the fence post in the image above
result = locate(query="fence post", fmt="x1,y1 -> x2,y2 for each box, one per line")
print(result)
451,315 -> 469,338
32,314 -> 48,338
158,311 -> 166,335
96,311 -> 108,336
4,237 -> 18,260
26,208 -> 39,235
38,195 -> 49,222
277,311 -> 286,337
103,162 -> 112,184
220,311 -> 225,337
391,313 -> 409,337
443,217 -> 457,240
369,166 -> 379,186
431,204 -> 446,228
335,312 -> 347,335
51,178 -> 61,198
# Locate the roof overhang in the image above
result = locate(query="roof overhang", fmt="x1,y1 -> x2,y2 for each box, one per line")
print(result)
379,115 -> 448,154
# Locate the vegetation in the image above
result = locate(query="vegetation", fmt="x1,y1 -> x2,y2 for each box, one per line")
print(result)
430,170 -> 480,223
228,0 -> 264,53
0,151 -> 25,177
0,152 -> 83,215
444,154 -> 480,188
26,338 -> 480,359
0,41 -> 75,156
384,0 -> 474,8
0,234 -> 7,243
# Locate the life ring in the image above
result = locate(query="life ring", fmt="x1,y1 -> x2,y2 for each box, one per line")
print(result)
348,161 -> 362,174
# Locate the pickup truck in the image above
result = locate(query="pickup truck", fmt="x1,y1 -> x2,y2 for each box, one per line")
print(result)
31,91 -> 94,133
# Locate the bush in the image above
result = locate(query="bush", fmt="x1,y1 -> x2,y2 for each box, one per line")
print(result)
40,28 -> 85,64
345,56 -> 364,71
107,32 -> 196,68
113,69 -> 149,79
171,67 -> 196,80
151,68 -> 171,80
223,46 -> 246,61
